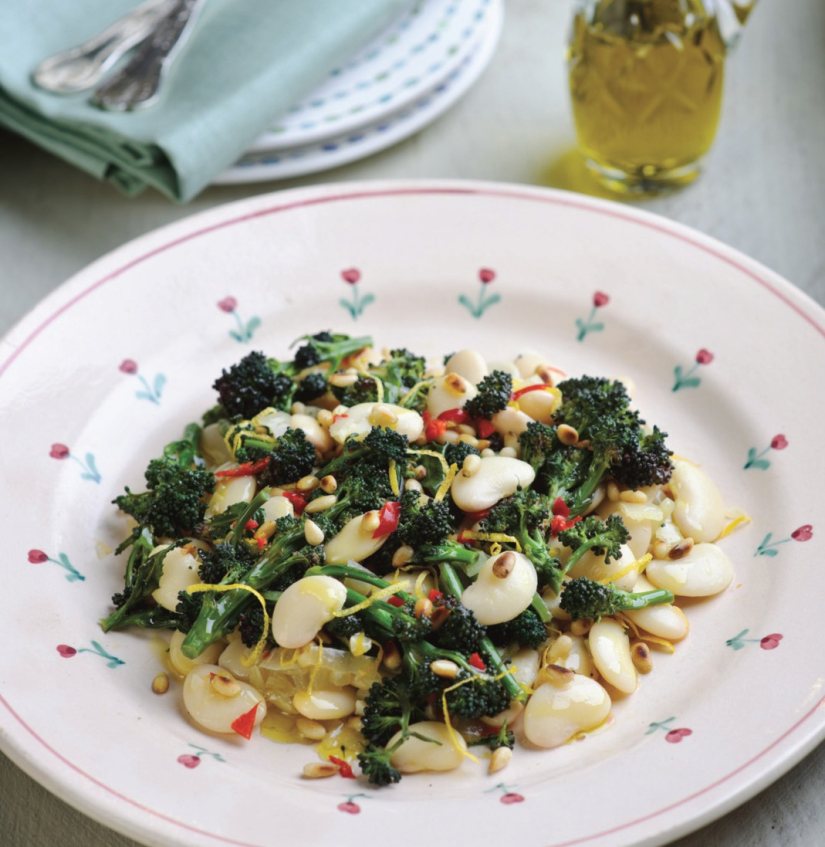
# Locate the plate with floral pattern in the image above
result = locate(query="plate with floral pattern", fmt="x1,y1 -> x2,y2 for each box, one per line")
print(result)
0,181 -> 822,847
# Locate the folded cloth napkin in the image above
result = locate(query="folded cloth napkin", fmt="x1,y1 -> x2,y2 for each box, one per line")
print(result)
0,0 -> 410,201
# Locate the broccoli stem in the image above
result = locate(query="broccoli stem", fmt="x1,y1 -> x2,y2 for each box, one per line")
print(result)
437,563 -> 526,703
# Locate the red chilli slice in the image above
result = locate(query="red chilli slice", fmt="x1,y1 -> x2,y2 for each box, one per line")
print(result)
511,384 -> 550,401
230,704 -> 260,740
328,756 -> 355,779
373,501 -> 401,539
437,408 -> 470,425
423,410 -> 448,441
551,497 -> 570,518
387,595 -> 405,608
215,457 -> 270,478
281,491 -> 307,515
475,419 -> 496,438
468,652 -> 486,671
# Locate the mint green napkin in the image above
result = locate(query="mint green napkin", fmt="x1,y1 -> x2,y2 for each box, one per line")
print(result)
0,0 -> 409,201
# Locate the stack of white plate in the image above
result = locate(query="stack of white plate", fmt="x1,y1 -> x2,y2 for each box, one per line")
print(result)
215,0 -> 503,184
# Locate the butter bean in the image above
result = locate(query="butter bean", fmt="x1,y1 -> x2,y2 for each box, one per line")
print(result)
151,546 -> 202,612
450,455 -> 535,513
293,687 -> 356,721
271,575 -> 347,648
325,512 -> 391,564
444,349 -> 488,386
290,413 -> 334,454
328,402 -> 423,444
624,575 -> 690,641
670,460 -> 726,543
589,619 -> 637,694
523,677 -> 611,748
169,630 -> 223,677
566,543 -> 639,592
547,633 -> 594,678
461,551 -> 537,625
205,474 -> 256,519
182,665 -> 265,735
426,373 -> 478,418
646,543 -> 733,597
262,494 -> 294,523
389,721 -> 466,773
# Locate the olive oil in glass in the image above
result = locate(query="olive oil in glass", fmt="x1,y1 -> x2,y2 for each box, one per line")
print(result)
568,0 -> 745,194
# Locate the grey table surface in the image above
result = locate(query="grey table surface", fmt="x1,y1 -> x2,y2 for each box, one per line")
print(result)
1,2 -> 823,845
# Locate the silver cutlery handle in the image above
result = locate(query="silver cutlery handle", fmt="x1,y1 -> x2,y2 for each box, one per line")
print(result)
32,0 -> 174,95
91,0 -> 207,112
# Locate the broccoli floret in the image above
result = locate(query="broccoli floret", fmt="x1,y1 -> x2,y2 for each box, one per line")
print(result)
469,723 -> 515,751
396,489 -> 455,547
197,543 -> 255,584
486,608 -> 547,649
464,370 -> 513,420
431,595 -> 487,655
611,426 -> 673,489
558,514 -> 629,565
258,428 -> 316,486
319,426 -> 410,478
293,372 -> 327,403
213,351 -> 294,418
443,441 -> 480,468
555,376 -> 635,434
518,421 -> 557,474
560,576 -> 674,621
391,611 -> 434,645
323,611 -> 365,640
358,746 -> 402,786
445,674 -> 511,719
414,540 -> 480,570
175,590 -> 203,632
113,457 -> 214,538
238,604 -> 267,647
360,678 -> 423,746
292,332 -> 371,372
338,375 -> 379,406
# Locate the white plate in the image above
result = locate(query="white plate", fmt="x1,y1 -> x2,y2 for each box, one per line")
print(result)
248,0 -> 496,153
1,181 -> 823,847
214,0 -> 502,184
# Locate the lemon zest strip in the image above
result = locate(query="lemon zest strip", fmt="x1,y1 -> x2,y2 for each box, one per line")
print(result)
459,530 -> 523,553
414,570 -> 429,598
440,677 -> 482,764
388,460 -> 401,497
598,554 -> 652,585
434,462 -> 458,502
717,512 -> 751,540
399,378 -> 433,406
407,448 -> 450,477
331,583 -> 405,617
185,582 -> 269,667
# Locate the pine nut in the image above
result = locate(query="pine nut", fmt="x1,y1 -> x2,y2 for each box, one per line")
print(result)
302,762 -> 339,779
151,672 -> 169,695
304,519 -> 325,546
669,538 -> 695,560
354,699 -> 366,716
476,439 -> 491,450
297,475 -> 320,493
480,447 -> 495,457
347,716 -> 363,732
492,551 -> 516,579
606,482 -> 620,502
461,454 -> 482,477
253,520 -> 276,542
488,746 -> 513,775
209,672 -> 241,698
570,619 -> 592,637
291,401 -> 306,414
319,474 -> 337,493
631,641 -> 653,674
429,605 -> 450,630
382,641 -> 402,671
414,597 -> 434,618
535,365 -> 556,386
557,424 -> 579,446
391,545 -> 414,566
503,433 -> 519,450
349,632 -> 372,656
431,659 -> 460,679
296,718 -> 327,741
537,663 -> 575,688
437,430 -> 460,444
316,410 -> 334,428
360,510 -> 381,534
550,634 -> 573,661
305,494 -> 337,514
414,464 -> 427,480
499,446 -> 517,458
458,434 -> 479,447
328,372 -> 359,388
444,373 -> 469,396
456,423 -> 476,436
619,490 -> 647,504
370,404 -> 398,428
404,479 -> 423,492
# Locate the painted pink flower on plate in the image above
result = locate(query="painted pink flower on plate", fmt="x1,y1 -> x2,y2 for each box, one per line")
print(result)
695,348 -> 714,365
791,525 -> 813,541
760,634 -> 783,650
49,443 -> 70,459
501,792 -> 525,805
337,801 -> 361,815
341,268 -> 361,285
665,728 -> 693,743
28,549 -> 48,564
771,434 -> 788,450
593,291 -> 609,307
177,754 -> 201,769
57,645 -> 77,658
217,296 -> 238,313
479,268 -> 496,284
118,359 -> 138,374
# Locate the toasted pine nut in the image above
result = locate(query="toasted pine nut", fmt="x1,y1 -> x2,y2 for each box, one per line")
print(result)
391,545 -> 414,567
476,439 -> 491,450
253,520 -> 277,542
347,715 -> 363,732
456,423 -> 476,436
360,510 -> 381,534
458,434 -> 480,447
669,538 -> 695,560
535,365 -> 556,386
414,597 -> 434,618
431,659 -> 460,679
429,605 -> 450,631
328,372 -> 359,388
319,474 -> 337,493
297,475 -> 320,493
503,433 -> 519,450
538,663 -> 575,688
302,762 -> 339,779
304,519 -> 325,546
619,490 -> 647,504
414,464 -> 427,480
492,551 -> 516,579
570,619 -> 592,637
461,454 -> 482,477
354,699 -> 366,717
488,746 -> 513,774
316,409 -> 334,428
291,401 -> 306,414
305,494 -> 337,514
437,430 -> 460,444
557,424 -> 579,446
444,373 -> 470,396
209,672 -> 241,698
499,446 -> 517,458
349,632 -> 372,656
606,482 -> 620,502
631,641 -> 653,674
296,718 -> 327,741
151,672 -> 169,695
480,447 -> 495,457
404,479 -> 423,493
